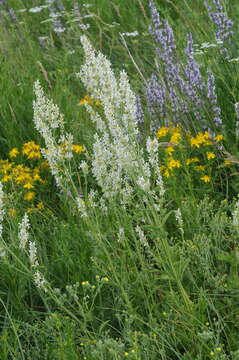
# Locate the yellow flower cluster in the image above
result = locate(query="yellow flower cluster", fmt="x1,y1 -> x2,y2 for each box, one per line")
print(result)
22,141 -> 42,159
185,157 -> 199,165
9,148 -> 19,158
156,126 -> 225,184
201,175 -> 211,183
0,159 -> 47,201
27,201 -> 45,213
206,152 -> 216,160
156,127 -> 169,139
190,131 -> 212,147
5,140 -> 85,204
156,126 -> 181,144
59,143 -> 85,157
167,159 -> 181,170
78,95 -> 101,106
9,141 -> 42,159
10,141 -> 85,160
72,144 -> 84,153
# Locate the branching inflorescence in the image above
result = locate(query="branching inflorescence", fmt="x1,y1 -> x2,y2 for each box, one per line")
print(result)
33,81 -> 74,192
205,0 -> 234,58
77,36 -> 156,201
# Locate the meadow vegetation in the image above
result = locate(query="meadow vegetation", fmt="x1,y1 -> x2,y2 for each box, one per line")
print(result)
1,0 -> 239,359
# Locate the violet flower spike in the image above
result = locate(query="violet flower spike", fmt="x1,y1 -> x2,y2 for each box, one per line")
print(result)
135,96 -> 144,125
205,0 -> 234,43
207,72 -> 222,127
146,74 -> 166,118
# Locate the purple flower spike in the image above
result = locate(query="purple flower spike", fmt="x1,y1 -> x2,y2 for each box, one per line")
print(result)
148,1 -> 162,32
149,1 -> 176,61
135,96 -> 144,125
146,74 -> 166,117
207,72 -> 222,127
205,0 -> 234,57
184,33 -> 204,107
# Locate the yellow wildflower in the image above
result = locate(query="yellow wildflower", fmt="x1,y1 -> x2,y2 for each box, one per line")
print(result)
190,131 -> 210,148
165,146 -> 174,155
81,281 -> 90,286
36,202 -> 44,210
72,144 -> 84,153
23,183 -> 34,189
22,141 -> 41,159
186,157 -> 200,165
24,191 -> 35,201
15,174 -> 30,184
195,165 -> 206,172
224,160 -> 232,165
156,127 -> 169,139
2,175 -> 12,182
201,175 -> 211,182
15,171 -> 33,184
190,137 -> 201,147
0,160 -> 12,173
33,173 -> 42,182
170,128 -> 181,144
9,148 -> 19,158
78,95 -> 94,105
167,159 -> 181,169
164,168 -> 171,177
206,152 -> 216,160
12,164 -> 26,173
215,134 -> 223,142
8,208 -> 17,217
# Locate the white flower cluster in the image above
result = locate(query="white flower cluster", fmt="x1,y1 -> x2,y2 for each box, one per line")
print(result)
18,213 -> 30,249
120,31 -> 139,37
175,208 -> 184,236
29,240 -> 48,292
146,137 -> 165,196
29,5 -> 48,13
18,213 -> 48,292
34,270 -> 48,293
33,80 -> 64,189
29,240 -> 39,268
78,36 -> 152,199
76,196 -> 88,217
135,225 -> 149,247
33,80 -> 73,190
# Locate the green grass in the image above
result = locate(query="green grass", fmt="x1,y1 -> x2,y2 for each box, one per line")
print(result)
1,0 -> 239,359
